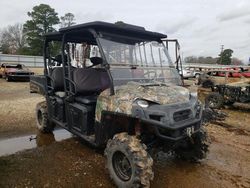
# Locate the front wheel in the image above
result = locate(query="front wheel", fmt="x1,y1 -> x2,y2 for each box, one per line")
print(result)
174,129 -> 209,162
36,101 -> 54,133
105,133 -> 154,188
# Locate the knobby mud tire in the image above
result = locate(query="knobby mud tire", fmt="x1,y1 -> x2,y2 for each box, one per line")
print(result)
174,129 -> 209,162
105,133 -> 154,188
205,92 -> 224,109
35,101 -> 54,133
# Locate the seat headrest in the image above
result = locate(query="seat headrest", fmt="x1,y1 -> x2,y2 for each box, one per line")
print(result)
54,54 -> 68,64
73,68 -> 110,95
51,67 -> 64,91
90,57 -> 103,66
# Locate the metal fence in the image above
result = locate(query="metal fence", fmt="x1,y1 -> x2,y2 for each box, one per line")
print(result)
182,63 -> 250,69
0,54 -> 43,67
0,54 -> 249,69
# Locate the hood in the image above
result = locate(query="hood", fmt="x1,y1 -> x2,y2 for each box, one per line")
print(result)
6,68 -> 31,73
95,82 -> 191,122
99,82 -> 192,105
114,82 -> 190,105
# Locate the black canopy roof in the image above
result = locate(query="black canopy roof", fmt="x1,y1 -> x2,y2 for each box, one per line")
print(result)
44,31 -> 62,42
44,21 -> 167,44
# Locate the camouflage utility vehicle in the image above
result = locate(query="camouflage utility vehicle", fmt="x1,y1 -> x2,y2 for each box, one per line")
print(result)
30,21 -> 208,187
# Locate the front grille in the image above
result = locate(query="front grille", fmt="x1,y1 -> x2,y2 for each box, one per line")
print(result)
173,109 -> 191,122
149,114 -> 162,121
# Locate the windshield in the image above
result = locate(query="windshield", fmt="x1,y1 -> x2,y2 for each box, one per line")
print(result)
99,38 -> 182,86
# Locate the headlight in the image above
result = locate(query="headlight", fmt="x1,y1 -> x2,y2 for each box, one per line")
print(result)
136,100 -> 149,108
190,92 -> 198,98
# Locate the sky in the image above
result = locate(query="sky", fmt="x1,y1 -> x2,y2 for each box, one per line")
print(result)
0,0 -> 250,63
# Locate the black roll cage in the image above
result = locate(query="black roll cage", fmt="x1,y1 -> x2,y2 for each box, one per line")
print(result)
163,39 -> 183,77
60,29 -> 115,96
43,29 -> 120,96
43,22 -> 184,97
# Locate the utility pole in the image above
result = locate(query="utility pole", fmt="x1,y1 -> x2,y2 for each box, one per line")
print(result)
220,45 -> 224,53
220,45 -> 224,64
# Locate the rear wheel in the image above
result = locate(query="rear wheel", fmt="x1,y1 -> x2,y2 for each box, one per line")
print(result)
36,101 -> 54,133
5,76 -> 11,82
202,79 -> 214,88
175,129 -> 209,162
105,133 -> 154,188
195,73 -> 200,78
205,92 -> 224,109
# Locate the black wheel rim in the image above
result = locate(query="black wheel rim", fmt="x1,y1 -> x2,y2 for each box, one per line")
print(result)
37,110 -> 43,125
112,151 -> 132,181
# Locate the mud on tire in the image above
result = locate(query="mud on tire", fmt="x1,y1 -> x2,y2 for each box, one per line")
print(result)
205,92 -> 224,109
174,129 -> 209,162
36,101 -> 54,133
105,133 -> 154,188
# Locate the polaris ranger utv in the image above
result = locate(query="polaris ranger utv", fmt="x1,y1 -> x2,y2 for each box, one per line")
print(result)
30,21 -> 208,187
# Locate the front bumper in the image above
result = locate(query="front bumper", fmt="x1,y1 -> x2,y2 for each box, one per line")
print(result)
132,98 -> 203,141
141,117 -> 201,141
8,73 -> 33,80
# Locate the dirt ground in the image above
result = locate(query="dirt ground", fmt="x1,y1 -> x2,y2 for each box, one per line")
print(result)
0,67 -> 43,137
0,79 -> 44,138
0,78 -> 249,188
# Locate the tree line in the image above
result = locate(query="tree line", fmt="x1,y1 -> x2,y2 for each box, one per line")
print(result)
0,4 -> 75,56
184,49 -> 243,65
0,4 -> 243,65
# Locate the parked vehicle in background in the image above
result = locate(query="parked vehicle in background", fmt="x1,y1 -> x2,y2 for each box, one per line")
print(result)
217,67 -> 250,78
181,67 -> 202,79
192,68 -> 202,78
197,70 -> 217,88
198,69 -> 239,88
205,79 -> 250,109
182,68 -> 194,79
0,63 -> 34,81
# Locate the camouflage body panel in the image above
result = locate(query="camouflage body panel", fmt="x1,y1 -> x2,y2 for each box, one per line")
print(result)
95,82 -> 190,122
